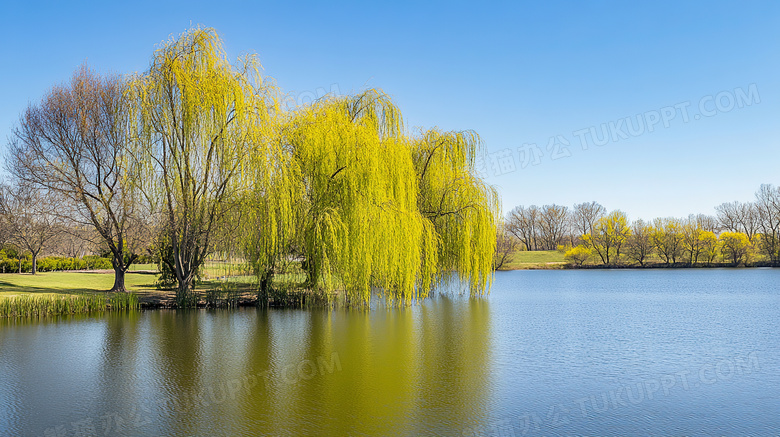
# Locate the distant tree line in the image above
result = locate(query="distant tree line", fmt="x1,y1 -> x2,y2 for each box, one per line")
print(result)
494,184 -> 780,268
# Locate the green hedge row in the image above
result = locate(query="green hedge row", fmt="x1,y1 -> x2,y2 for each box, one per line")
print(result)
0,255 -> 113,273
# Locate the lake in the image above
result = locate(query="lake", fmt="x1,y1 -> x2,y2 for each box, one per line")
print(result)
1,269 -> 779,436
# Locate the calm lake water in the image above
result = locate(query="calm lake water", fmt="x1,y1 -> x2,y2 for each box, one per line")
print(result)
1,269 -> 779,436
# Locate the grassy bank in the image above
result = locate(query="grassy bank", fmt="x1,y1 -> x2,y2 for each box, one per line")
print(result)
0,271 -> 149,318
500,250 -> 567,269
0,267 -> 286,315
0,292 -> 139,318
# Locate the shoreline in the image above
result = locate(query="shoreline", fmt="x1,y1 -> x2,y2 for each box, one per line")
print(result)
500,261 -> 778,271
2,262 -> 777,318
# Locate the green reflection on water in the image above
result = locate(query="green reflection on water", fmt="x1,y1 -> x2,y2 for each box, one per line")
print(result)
150,298 -> 493,435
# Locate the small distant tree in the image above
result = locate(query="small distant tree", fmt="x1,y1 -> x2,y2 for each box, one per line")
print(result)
493,224 -> 518,270
695,214 -> 719,233
700,230 -> 719,265
716,201 -> 759,243
52,225 -> 96,259
681,219 -> 706,265
719,231 -> 752,266
0,185 -> 60,275
507,205 -> 540,251
583,210 -> 630,265
625,219 -> 653,266
538,204 -> 569,250
651,218 -> 684,264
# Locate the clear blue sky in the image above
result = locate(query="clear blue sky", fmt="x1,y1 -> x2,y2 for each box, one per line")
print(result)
1,1 -> 777,221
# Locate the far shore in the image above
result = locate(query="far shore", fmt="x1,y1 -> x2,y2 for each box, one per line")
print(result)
498,250 -> 777,270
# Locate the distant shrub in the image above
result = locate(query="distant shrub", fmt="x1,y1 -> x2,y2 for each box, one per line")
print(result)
564,246 -> 591,266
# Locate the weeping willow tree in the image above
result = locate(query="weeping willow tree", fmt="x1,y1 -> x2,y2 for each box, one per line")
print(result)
242,90 -> 435,304
128,27 -> 278,306
243,90 -> 498,304
411,129 -> 500,293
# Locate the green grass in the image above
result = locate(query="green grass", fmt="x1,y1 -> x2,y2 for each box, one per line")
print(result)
0,271 -> 156,297
501,250 -> 566,269
0,267 -> 263,302
0,261 -> 330,310
127,263 -> 157,271
0,269 -> 258,310
126,260 -> 251,277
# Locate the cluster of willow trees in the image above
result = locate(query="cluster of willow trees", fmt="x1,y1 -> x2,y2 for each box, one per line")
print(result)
500,184 -> 780,267
5,27 -> 498,306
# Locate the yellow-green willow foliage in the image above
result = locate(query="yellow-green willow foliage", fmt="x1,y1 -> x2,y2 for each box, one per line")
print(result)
411,129 -> 500,293
243,91 -> 498,304
291,91 -> 436,304
240,123 -> 299,293
128,27 -> 278,305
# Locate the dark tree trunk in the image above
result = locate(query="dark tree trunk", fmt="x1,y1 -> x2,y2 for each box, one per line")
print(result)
109,248 -> 135,293
176,277 -> 194,307
111,266 -> 127,292
258,268 -> 274,305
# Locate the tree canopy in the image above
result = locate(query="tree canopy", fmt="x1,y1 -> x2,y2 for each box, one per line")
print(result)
242,90 -> 498,304
5,26 -> 498,305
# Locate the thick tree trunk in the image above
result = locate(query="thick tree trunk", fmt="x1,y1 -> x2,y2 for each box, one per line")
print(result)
109,248 -> 136,292
111,266 -> 127,292
176,277 -> 194,307
31,253 -> 37,275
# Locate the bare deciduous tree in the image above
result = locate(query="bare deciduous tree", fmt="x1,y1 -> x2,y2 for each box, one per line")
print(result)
51,224 -> 98,259
755,184 -> 780,264
681,217 -> 705,265
716,201 -> 758,242
694,213 -> 719,233
625,219 -> 653,266
506,205 -> 540,251
538,204 -> 569,250
7,65 -> 147,291
572,201 -> 606,237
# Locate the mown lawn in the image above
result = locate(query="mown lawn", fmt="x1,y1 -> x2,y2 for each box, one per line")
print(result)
501,250 -> 566,269
127,263 -> 157,271
0,271 -> 158,298
0,266 -> 294,303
